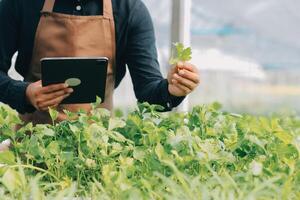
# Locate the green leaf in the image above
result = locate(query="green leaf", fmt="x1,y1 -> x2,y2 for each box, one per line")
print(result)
181,47 -> 192,61
109,118 -> 126,131
133,147 -> 146,161
114,108 -> 124,118
63,109 -> 77,119
47,141 -> 60,155
211,102 -> 222,110
175,43 -> 184,54
110,131 -> 131,144
29,176 -> 45,200
92,96 -> 103,109
49,107 -> 59,123
60,152 -> 74,163
169,43 -> 192,65
155,143 -> 165,160
17,122 -> 33,134
0,151 -> 16,165
43,127 -> 55,137
274,130 -> 293,145
69,124 -> 80,133
1,169 -> 23,192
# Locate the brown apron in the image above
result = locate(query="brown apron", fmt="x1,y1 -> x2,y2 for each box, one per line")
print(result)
20,0 -> 116,124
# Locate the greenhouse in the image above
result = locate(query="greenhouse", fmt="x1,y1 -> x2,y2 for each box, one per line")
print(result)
0,0 -> 299,199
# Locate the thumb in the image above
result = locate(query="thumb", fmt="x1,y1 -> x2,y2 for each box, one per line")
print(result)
176,61 -> 186,73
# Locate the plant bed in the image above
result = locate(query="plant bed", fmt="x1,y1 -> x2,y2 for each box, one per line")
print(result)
0,102 -> 299,200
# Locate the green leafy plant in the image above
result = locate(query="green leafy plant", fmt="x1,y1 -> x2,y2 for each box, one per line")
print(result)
0,103 -> 299,199
169,43 -> 192,65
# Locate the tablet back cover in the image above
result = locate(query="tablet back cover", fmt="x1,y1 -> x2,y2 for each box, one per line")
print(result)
41,58 -> 108,104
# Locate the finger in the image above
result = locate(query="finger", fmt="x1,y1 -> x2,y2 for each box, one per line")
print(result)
177,62 -> 198,73
41,83 -> 69,94
40,103 -> 60,112
171,79 -> 192,95
38,94 -> 70,110
41,88 -> 73,102
33,80 -> 44,92
32,81 -> 43,95
169,64 -> 178,75
173,73 -> 197,90
35,80 -> 42,86
178,69 -> 200,84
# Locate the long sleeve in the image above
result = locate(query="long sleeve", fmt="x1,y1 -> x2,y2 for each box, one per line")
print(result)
0,0 -> 35,114
125,0 -> 185,111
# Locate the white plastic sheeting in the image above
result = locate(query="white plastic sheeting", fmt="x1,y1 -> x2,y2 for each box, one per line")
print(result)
191,0 -> 300,69
143,0 -> 300,70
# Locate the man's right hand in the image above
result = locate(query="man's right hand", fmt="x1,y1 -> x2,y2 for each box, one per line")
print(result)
26,80 -> 73,111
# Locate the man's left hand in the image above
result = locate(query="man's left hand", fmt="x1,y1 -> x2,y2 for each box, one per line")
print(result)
167,62 -> 200,97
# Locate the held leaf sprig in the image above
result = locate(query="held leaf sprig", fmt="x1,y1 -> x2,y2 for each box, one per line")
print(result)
169,43 -> 192,65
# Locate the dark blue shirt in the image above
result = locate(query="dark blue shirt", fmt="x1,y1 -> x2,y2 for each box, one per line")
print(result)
0,0 -> 185,113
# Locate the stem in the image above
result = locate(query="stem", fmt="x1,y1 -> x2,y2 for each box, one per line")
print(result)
8,164 -> 60,182
205,163 -> 224,188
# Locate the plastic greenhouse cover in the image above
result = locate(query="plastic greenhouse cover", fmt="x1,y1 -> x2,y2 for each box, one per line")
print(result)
144,0 -> 300,70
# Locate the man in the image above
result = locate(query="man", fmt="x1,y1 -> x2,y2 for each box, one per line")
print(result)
0,0 -> 199,124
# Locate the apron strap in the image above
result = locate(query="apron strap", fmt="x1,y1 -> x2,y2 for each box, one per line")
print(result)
42,0 -> 55,12
103,0 -> 114,19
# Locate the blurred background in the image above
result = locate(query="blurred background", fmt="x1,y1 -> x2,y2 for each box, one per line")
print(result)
113,0 -> 300,114
8,0 -> 300,114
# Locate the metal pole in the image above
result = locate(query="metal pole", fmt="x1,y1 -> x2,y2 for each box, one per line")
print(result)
171,0 -> 192,112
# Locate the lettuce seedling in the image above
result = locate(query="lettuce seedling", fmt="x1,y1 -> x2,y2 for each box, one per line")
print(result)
169,43 -> 192,65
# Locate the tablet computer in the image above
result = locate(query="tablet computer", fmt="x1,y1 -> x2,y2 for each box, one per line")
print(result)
41,57 -> 108,104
